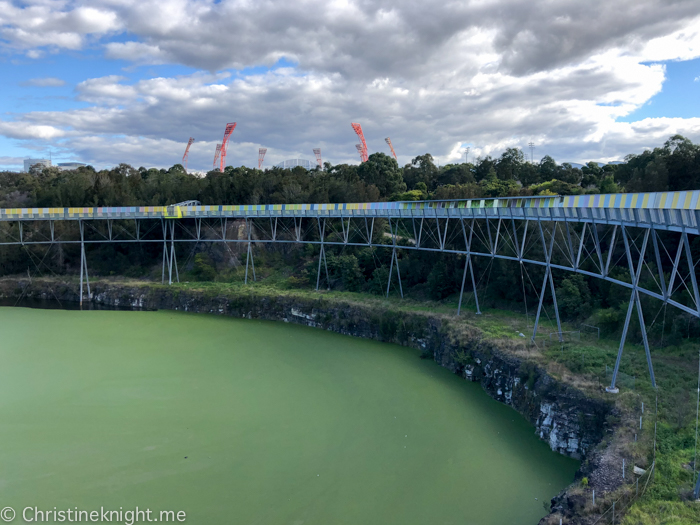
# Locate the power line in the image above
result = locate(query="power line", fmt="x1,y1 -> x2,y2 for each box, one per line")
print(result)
528,142 -> 535,163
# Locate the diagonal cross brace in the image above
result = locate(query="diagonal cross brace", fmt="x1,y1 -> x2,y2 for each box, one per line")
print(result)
457,218 -> 480,315
609,227 -> 655,391
531,221 -> 563,341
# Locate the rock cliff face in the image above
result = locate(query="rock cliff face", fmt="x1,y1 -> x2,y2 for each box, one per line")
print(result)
0,278 -> 618,523
430,327 -> 609,461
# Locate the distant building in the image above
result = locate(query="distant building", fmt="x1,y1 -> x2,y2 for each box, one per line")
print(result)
57,162 -> 87,171
274,159 -> 316,170
23,158 -> 51,172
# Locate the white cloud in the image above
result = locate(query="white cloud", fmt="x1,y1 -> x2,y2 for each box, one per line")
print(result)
0,155 -> 25,169
0,122 -> 67,140
104,41 -> 167,64
1,1 -> 700,169
20,77 -> 66,87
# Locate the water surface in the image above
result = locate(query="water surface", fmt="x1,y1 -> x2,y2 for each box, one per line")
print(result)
0,308 -> 578,524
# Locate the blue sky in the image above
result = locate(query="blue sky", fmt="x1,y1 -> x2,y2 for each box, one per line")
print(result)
617,58 -> 700,122
1,1 -> 700,170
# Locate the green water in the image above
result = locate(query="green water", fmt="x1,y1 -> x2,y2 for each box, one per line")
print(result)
0,308 -> 578,524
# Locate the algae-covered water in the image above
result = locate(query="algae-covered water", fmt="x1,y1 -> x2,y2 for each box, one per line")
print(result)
0,307 -> 578,524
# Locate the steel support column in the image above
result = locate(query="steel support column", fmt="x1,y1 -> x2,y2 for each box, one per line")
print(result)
651,230 -> 667,299
385,218 -> 403,298
294,218 -> 302,242
667,236 -> 685,300
683,232 -> 700,316
532,221 -> 562,341
609,227 -> 654,391
316,218 -> 329,291
417,217 -> 424,248
457,218 -> 480,315
575,223 -> 587,270
604,225 -> 618,277
168,220 -> 179,285
245,218 -> 256,284
161,219 -> 169,284
386,247 -> 404,298
78,220 -> 90,307
591,221 -> 605,275
493,218 -> 502,256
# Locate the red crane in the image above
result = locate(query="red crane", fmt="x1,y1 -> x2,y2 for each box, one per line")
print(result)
384,137 -> 397,160
213,144 -> 222,169
313,148 -> 322,168
219,122 -> 237,172
258,148 -> 267,169
182,137 -> 195,171
351,123 -> 368,162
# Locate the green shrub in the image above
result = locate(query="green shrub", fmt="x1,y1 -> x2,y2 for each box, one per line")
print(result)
596,308 -> 621,335
191,253 -> 216,281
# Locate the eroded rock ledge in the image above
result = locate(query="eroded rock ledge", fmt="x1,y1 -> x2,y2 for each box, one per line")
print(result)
1,277 -> 619,524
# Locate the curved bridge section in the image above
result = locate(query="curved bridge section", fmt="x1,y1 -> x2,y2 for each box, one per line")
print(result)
2,190 -> 699,234
0,190 -> 699,394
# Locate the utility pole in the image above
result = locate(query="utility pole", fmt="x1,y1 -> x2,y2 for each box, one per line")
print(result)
528,142 -> 535,163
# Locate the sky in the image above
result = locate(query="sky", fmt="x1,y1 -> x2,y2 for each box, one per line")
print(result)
1,0 -> 700,172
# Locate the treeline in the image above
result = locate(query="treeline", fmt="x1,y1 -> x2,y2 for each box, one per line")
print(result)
0,134 -> 697,347
1,134 -> 699,209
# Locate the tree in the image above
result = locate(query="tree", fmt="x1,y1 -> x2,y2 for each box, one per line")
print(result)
555,163 -> 583,185
474,156 -> 496,182
479,169 -> 518,197
663,134 -> 700,191
427,259 -> 455,299
432,183 -> 481,199
357,152 -> 405,198
437,163 -> 475,186
557,274 -> 592,320
623,152 -> 668,193
192,253 -> 216,281
496,148 -> 525,181
598,175 -> 620,194
517,162 -> 541,186
403,154 -> 439,191
581,162 -> 604,188
538,155 -> 558,182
